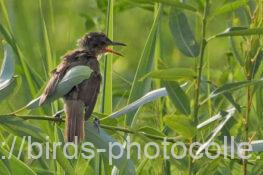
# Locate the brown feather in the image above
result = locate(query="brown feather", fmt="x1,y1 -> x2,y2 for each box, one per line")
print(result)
64,99 -> 84,142
40,48 -> 102,143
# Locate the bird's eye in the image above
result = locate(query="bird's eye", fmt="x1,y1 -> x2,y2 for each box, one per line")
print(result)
93,43 -> 98,47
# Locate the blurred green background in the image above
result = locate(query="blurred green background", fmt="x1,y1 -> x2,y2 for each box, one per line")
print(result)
0,0 -> 236,113
0,0 -> 262,175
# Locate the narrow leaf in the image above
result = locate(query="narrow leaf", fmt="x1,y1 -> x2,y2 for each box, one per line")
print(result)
250,140 -> 263,152
169,8 -> 200,57
209,0 -> 248,19
164,115 -> 196,139
24,66 -> 93,109
132,0 -> 197,11
196,109 -> 235,155
210,27 -> 263,39
109,88 -> 167,119
197,108 -> 235,129
102,0 -> 114,114
126,5 -> 161,126
165,81 -> 190,115
209,79 -> 263,99
0,116 -> 46,142
138,126 -> 165,137
0,147 -> 37,175
140,68 -> 196,81
85,122 -> 135,174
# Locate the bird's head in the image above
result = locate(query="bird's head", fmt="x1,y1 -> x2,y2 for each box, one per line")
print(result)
77,32 -> 126,57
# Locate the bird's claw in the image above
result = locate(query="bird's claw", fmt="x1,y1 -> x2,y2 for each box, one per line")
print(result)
52,110 -> 64,125
93,117 -> 100,134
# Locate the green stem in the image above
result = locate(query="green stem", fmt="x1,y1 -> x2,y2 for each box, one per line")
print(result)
244,85 -> 252,175
191,1 -> 209,174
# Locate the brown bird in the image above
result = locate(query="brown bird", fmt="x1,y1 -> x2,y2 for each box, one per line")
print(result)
39,32 -> 125,142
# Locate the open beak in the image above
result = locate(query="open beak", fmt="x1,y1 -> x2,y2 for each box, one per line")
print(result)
104,41 -> 126,57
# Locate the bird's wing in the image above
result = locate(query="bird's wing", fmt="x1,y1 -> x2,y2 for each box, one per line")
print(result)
39,61 -> 70,105
77,72 -> 101,121
39,49 -> 89,105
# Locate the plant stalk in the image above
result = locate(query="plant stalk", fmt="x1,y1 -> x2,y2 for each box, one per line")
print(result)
191,0 -> 209,174
243,85 -> 252,175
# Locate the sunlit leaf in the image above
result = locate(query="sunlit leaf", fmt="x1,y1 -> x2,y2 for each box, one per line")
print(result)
164,115 -> 196,139
210,27 -> 263,40
109,88 -> 167,119
138,126 -> 165,137
196,109 -> 236,155
197,108 -> 235,129
250,140 -> 263,152
24,65 -> 93,109
126,5 -> 161,126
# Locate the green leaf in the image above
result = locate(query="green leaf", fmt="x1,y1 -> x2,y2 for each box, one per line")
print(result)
39,0 -> 54,73
164,115 -> 196,139
250,140 -> 263,152
209,79 -> 263,99
196,109 -> 236,155
85,122 -> 135,175
140,68 -> 196,81
0,43 -> 14,81
0,21 -> 37,97
209,0 -> 248,20
138,126 -> 165,137
0,43 -> 17,101
0,77 -> 20,101
0,116 -> 46,142
24,65 -> 93,109
210,27 -> 263,39
229,35 -> 244,66
197,108 -> 235,129
0,160 -> 10,175
132,0 -> 197,11
164,81 -> 190,116
102,0 -> 114,114
0,147 -> 37,175
126,5 -> 161,126
169,8 -> 200,57
109,88 -> 167,119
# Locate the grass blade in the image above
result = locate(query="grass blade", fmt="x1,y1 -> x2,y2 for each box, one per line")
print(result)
0,147 -> 37,175
126,4 -> 161,126
102,0 -> 114,114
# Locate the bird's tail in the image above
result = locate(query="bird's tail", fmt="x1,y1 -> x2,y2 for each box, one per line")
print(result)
64,100 -> 85,143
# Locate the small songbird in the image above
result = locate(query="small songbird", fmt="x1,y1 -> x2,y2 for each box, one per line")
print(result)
39,32 -> 125,142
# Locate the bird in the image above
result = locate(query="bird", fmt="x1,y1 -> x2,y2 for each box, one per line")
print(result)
39,32 -> 126,143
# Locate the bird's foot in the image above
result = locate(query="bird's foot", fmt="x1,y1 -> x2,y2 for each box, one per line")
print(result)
53,110 -> 64,124
93,117 -> 100,134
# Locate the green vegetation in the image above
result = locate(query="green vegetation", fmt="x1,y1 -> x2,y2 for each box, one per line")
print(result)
0,0 -> 263,174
